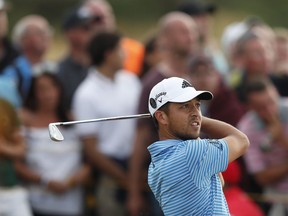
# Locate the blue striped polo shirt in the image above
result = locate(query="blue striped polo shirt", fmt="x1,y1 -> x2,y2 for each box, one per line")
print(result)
147,139 -> 230,216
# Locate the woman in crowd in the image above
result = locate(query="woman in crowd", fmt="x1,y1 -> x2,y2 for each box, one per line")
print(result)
15,72 -> 90,216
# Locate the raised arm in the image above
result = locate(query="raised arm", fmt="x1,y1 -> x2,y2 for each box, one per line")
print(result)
201,116 -> 249,163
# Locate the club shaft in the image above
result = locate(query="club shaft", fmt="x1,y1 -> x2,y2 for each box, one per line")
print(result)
54,113 -> 151,126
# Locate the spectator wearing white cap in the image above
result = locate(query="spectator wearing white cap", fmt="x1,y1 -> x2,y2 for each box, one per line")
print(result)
221,21 -> 249,70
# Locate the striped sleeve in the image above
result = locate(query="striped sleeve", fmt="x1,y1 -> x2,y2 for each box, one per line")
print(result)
185,139 -> 229,187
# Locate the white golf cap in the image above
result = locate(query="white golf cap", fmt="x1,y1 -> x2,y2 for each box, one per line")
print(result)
148,77 -> 213,116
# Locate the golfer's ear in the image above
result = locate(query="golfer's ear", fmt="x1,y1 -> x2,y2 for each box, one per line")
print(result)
154,110 -> 168,125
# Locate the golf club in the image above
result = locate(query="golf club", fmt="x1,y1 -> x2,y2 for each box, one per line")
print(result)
48,113 -> 151,141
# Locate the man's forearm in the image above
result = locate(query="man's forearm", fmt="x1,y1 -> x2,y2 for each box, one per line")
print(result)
201,116 -> 244,139
201,116 -> 249,162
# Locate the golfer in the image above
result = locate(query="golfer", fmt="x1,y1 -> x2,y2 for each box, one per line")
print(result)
147,77 -> 249,215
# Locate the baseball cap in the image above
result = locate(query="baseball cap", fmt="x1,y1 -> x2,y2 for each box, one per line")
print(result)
221,21 -> 248,57
62,7 -> 94,30
177,1 -> 216,16
148,77 -> 213,116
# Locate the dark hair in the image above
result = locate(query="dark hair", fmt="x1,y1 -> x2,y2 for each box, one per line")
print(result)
188,52 -> 213,70
62,7 -> 92,31
243,77 -> 273,102
88,32 -> 122,66
23,72 -> 70,123
152,102 -> 170,130
140,35 -> 158,78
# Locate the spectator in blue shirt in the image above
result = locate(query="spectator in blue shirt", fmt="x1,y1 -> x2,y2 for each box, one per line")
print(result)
147,77 -> 249,215
0,14 -> 54,106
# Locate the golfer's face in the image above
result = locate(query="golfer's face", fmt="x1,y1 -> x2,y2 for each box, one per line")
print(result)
168,98 -> 202,140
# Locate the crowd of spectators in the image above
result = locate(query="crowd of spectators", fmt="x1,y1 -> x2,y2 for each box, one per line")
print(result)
1,0 -> 288,215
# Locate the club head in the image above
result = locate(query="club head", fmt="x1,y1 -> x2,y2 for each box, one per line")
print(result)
48,123 -> 64,142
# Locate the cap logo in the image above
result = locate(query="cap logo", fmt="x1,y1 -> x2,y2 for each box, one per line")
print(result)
154,92 -> 166,102
150,91 -> 166,110
182,80 -> 192,88
149,98 -> 157,109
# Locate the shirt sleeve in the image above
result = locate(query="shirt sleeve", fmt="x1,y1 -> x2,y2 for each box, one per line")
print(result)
185,139 -> 229,186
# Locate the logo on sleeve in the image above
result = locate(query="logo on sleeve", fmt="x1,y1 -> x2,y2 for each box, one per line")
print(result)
208,139 -> 223,150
